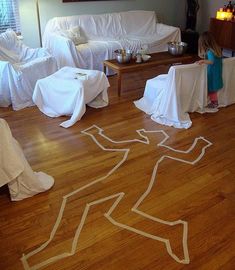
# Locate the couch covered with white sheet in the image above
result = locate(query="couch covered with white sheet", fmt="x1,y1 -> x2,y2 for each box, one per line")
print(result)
43,10 -> 181,71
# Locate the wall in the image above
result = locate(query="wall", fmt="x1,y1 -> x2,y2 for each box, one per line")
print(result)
198,0 -> 227,33
19,0 -> 187,48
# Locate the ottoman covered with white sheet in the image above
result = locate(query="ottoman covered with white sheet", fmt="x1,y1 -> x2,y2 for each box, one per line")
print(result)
33,67 -> 110,128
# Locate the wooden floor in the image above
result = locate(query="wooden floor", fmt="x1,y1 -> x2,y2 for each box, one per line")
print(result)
0,68 -> 235,270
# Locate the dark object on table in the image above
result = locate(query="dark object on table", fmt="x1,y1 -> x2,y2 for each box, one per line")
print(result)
186,0 -> 199,31
181,31 -> 199,54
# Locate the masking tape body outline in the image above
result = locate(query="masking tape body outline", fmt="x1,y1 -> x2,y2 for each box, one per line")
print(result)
21,125 -> 212,269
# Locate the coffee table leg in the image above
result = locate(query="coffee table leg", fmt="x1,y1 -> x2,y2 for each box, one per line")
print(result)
117,71 -> 122,97
103,64 -> 107,74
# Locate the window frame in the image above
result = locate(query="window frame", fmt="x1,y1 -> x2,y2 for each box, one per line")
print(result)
0,0 -> 21,34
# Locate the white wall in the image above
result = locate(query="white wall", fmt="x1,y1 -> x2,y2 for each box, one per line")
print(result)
19,0 -> 187,48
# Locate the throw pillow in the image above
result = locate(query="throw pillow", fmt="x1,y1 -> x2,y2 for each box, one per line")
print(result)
57,27 -> 87,45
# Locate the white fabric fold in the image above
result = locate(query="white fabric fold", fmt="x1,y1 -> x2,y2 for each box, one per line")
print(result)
43,10 -> 180,71
0,119 -> 54,201
33,67 -> 110,128
134,57 -> 235,129
0,30 -> 58,110
134,64 -> 207,129
218,57 -> 235,107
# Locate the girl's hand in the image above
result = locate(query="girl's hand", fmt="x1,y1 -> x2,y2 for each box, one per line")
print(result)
196,60 -> 205,65
196,59 -> 213,65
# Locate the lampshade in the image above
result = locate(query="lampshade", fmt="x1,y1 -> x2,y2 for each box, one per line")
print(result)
216,10 -> 233,20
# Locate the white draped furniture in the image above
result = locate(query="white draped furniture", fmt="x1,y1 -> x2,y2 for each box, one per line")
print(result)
0,119 -> 54,201
0,30 -> 57,110
43,10 -> 180,71
134,57 -> 235,129
33,67 -> 110,128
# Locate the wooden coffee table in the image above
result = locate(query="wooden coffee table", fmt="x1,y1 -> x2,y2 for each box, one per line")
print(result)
103,51 -> 199,96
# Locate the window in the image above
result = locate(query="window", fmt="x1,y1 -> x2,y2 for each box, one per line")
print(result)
0,0 -> 21,34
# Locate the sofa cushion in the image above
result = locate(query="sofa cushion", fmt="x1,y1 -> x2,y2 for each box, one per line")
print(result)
120,10 -> 157,36
46,12 -> 123,40
75,40 -> 122,71
77,12 -> 123,39
44,10 -> 157,40
56,26 -> 87,45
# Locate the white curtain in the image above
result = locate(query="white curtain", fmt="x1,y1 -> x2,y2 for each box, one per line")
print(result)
0,0 -> 21,34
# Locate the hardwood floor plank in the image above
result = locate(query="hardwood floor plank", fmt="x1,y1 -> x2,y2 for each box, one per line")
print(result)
0,69 -> 235,270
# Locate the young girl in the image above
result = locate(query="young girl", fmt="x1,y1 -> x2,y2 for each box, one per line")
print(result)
197,31 -> 223,108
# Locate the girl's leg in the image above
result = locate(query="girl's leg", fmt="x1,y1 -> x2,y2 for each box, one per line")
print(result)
208,92 -> 218,107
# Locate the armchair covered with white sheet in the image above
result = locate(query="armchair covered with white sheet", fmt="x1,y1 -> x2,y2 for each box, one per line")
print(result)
0,30 -> 57,110
0,118 -> 54,201
134,63 -> 207,129
134,57 -> 235,129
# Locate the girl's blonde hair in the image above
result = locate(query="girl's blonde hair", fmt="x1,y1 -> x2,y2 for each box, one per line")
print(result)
198,31 -> 222,58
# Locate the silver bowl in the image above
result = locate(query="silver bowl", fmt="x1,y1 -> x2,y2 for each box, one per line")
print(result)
167,42 -> 188,56
114,49 -> 132,64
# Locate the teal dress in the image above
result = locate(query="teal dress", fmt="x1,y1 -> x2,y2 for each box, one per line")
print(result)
206,50 -> 223,92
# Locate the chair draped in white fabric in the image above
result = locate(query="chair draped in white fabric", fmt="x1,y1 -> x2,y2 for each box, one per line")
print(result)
0,30 -> 57,110
134,63 -> 207,129
134,58 -> 235,129
218,57 -> 235,107
0,118 -> 54,201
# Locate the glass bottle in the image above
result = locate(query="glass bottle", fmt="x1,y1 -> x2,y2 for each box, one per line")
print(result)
226,1 -> 233,12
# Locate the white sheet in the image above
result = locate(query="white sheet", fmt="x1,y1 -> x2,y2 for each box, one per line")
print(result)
0,30 -> 57,110
0,119 -> 54,201
33,67 -> 110,128
43,11 -> 180,71
43,11 -> 157,41
75,40 -> 123,71
218,57 -> 235,107
134,63 -> 207,129
120,10 -> 158,36
134,57 -> 235,129
0,61 -> 11,107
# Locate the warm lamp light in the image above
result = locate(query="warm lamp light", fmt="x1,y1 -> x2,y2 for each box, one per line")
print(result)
216,10 -> 233,20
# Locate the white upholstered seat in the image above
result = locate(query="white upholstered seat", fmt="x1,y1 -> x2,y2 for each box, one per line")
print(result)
134,57 -> 235,129
0,118 -> 54,201
0,30 -> 57,110
134,63 -> 207,129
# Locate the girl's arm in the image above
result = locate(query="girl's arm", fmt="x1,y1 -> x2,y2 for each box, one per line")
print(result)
196,59 -> 213,65
197,50 -> 216,65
